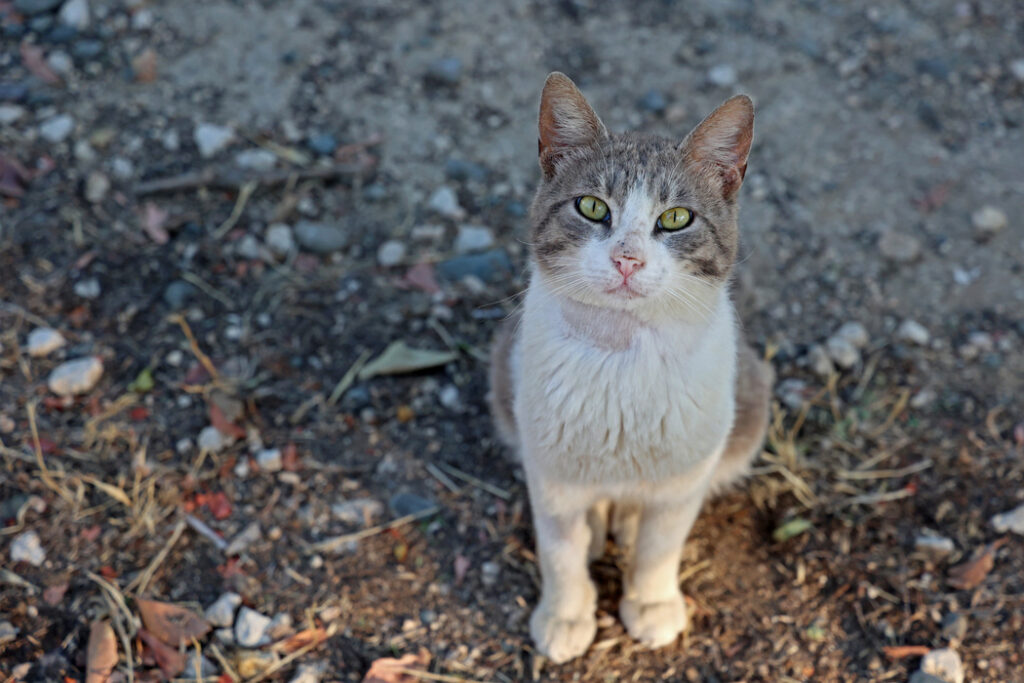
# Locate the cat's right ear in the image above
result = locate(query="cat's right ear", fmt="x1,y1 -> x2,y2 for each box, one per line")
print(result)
538,72 -> 608,178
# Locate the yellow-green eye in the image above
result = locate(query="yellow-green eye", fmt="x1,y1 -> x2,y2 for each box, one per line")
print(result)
657,207 -> 694,231
576,195 -> 609,222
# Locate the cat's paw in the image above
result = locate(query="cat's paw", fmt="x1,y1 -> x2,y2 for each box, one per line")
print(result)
530,604 -> 597,663
619,592 -> 688,649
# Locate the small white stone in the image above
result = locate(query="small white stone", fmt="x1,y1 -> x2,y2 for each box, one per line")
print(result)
267,612 -> 293,640
991,503 -> 1024,535
331,498 -> 383,526
165,349 -> 184,366
1011,59 -> 1024,82
897,320 -> 930,346
707,64 -> 737,87
204,592 -> 242,628
454,224 -> 494,254
74,140 -> 96,163
11,530 -> 45,566
58,0 -> 90,29
256,448 -> 282,472
920,647 -> 964,683
84,171 -> 110,203
74,277 -> 101,299
198,425 -> 231,453
427,186 -> 464,219
438,384 -> 460,408
377,240 -> 406,267
234,607 -> 272,648
46,51 -> 74,76
825,336 -> 860,369
234,457 -> 251,478
235,234 -> 264,260
225,522 -> 262,556
26,327 -> 65,357
234,148 -> 277,171
914,533 -> 954,556
971,205 -> 1007,241
411,224 -> 445,241
288,662 -> 327,683
834,321 -> 869,349
481,561 -> 500,586
110,157 -> 134,181
194,123 -> 235,158
48,357 -> 103,396
40,114 -> 74,143
806,344 -> 834,378
175,437 -> 193,454
265,223 -> 295,258
131,8 -> 154,29
0,621 -> 18,645
162,129 -> 180,151
0,104 -> 25,125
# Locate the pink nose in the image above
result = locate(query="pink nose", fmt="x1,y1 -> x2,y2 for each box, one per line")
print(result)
613,256 -> 644,279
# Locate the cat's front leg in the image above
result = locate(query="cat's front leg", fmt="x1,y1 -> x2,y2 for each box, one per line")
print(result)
528,494 -> 597,663
619,493 -> 704,649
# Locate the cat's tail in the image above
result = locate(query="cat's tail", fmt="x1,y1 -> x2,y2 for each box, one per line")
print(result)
487,311 -> 522,457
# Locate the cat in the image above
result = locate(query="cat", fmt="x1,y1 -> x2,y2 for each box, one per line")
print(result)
488,72 -> 773,663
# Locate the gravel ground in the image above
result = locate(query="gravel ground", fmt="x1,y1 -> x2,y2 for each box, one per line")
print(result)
1,1 -> 1023,682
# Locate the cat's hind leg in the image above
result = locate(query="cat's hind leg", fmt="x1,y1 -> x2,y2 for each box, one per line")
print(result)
586,499 -> 610,561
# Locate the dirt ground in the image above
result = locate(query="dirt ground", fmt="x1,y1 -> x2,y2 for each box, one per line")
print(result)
2,1 -> 1023,681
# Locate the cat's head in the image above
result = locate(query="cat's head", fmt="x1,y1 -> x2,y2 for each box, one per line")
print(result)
528,72 -> 753,321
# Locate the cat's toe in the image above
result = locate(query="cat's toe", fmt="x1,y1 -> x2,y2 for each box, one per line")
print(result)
620,592 -> 688,649
530,607 -> 597,663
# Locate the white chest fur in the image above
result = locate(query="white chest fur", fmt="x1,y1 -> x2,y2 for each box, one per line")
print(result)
513,279 -> 738,487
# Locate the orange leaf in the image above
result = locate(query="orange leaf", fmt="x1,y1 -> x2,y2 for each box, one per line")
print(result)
86,620 -> 119,683
206,491 -> 232,520
138,628 -> 185,679
947,539 -> 1006,590
209,402 -> 246,440
363,649 -> 431,683
882,644 -> 931,660
136,599 -> 210,648
131,48 -> 158,84
270,627 -> 329,654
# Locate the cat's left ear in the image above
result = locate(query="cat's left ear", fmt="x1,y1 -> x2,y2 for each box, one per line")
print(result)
538,72 -> 608,178
680,95 -> 754,200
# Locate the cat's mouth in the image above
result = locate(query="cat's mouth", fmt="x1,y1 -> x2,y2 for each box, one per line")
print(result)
605,281 -> 644,299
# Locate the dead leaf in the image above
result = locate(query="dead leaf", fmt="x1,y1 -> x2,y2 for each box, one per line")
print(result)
270,627 -> 329,654
454,555 -> 470,586
363,648 -> 430,683
140,203 -> 169,244
402,263 -> 440,295
209,402 -> 246,440
947,539 -> 1006,590
19,42 -> 62,86
43,582 -> 69,606
882,644 -> 931,660
138,628 -> 185,679
358,341 -> 456,380
136,599 -> 210,647
0,153 -> 31,198
86,620 -> 119,683
131,48 -> 158,83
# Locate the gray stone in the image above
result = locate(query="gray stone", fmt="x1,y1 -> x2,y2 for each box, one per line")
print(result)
438,384 -> 459,409
74,277 -> 101,299
234,148 -> 277,171
389,492 -> 436,517
267,612 -> 293,639
990,503 -> 1024,535
0,621 -> 18,645
10,530 -> 45,566
940,612 -> 967,642
436,248 -> 513,283
307,132 -> 337,156
331,498 -> 383,526
234,607 -> 272,648
444,158 -> 488,182
225,522 -> 262,556
481,560 -> 500,586
454,224 -> 494,254
111,157 -> 134,180
639,89 -> 667,113
833,321 -> 869,349
14,0 -> 63,15
84,171 -> 110,203
1011,59 -> 1024,83
377,240 -> 406,267
198,425 -> 231,453
914,533 -> 954,557
288,662 -> 327,683
427,57 -> 462,85
708,64 -> 737,87
807,344 -> 834,378
194,123 -> 235,158
204,592 -> 242,628
294,221 -> 347,253
27,327 -> 65,357
919,648 -> 964,683
265,224 -> 295,257
909,674 -> 949,683
256,448 -> 282,472
235,234 -> 264,260
776,378 -> 810,411
971,205 -> 1007,242
46,50 -> 73,76
39,114 -> 74,143
71,39 -> 102,59
58,0 -> 90,29
411,224 -> 445,241
897,320 -> 930,346
48,357 -> 102,395
825,336 -> 860,369
0,104 -> 26,125
878,229 -> 921,263
163,280 -> 195,309
179,655 -> 218,681
427,186 -> 464,219
131,7 -> 154,30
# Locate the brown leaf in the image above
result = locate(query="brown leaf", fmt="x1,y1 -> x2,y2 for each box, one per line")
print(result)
947,539 -> 1006,590
140,203 -> 169,244
209,402 -> 246,440
43,582 -> 69,606
0,153 -> 31,198
402,263 -> 440,295
270,627 -> 329,654
882,644 -> 931,660
86,620 -> 119,683
136,599 -> 210,648
138,628 -> 185,679
19,42 -> 62,86
131,48 -> 158,83
363,648 -> 430,683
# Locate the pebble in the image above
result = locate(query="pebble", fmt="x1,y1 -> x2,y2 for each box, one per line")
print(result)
46,50 -> 74,76
204,592 -> 242,628
11,530 -> 45,566
235,234 -> 264,260
74,277 -> 101,299
331,498 -> 383,526
267,612 -> 293,639
959,331 -> 994,361
48,357 -> 102,395
39,114 -> 74,143
639,89 -> 667,113
294,220 -> 347,253
194,123 -> 235,158
707,64 -> 738,87
833,321 -> 869,349
438,384 -> 460,409
58,0 -> 90,29
389,492 -> 436,517
971,206 -> 1007,242
914,533 -> 954,557
909,674 -> 949,683
265,223 -> 295,257
198,425 -> 231,453
179,655 -> 218,680
111,157 -> 134,180
990,503 -> 1024,535
940,612 -> 967,642
910,388 -> 937,409
0,104 -> 26,124
776,378 -> 811,411
84,171 -> 110,203
427,56 -> 463,85
306,132 -> 337,156
14,0 -> 63,15
444,158 -> 488,182
437,248 -> 513,283
481,561 -> 500,586
825,336 -> 859,369
234,148 -> 277,171
235,651 -> 277,678
162,129 -> 180,151
454,224 -> 495,254
225,521 -> 262,556
163,280 -> 195,309
807,344 -> 834,378
427,186 -> 464,219
412,224 -> 446,241
377,240 -> 406,267
256,448 -> 282,472
878,229 -> 921,263
897,320 -> 931,346
288,662 -> 327,683
920,648 -> 964,683
0,415 -> 14,434
1011,59 -> 1024,82
234,607 -> 272,648
26,327 -> 65,357
0,621 -> 18,645
71,39 -> 102,59
131,7 -> 154,30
